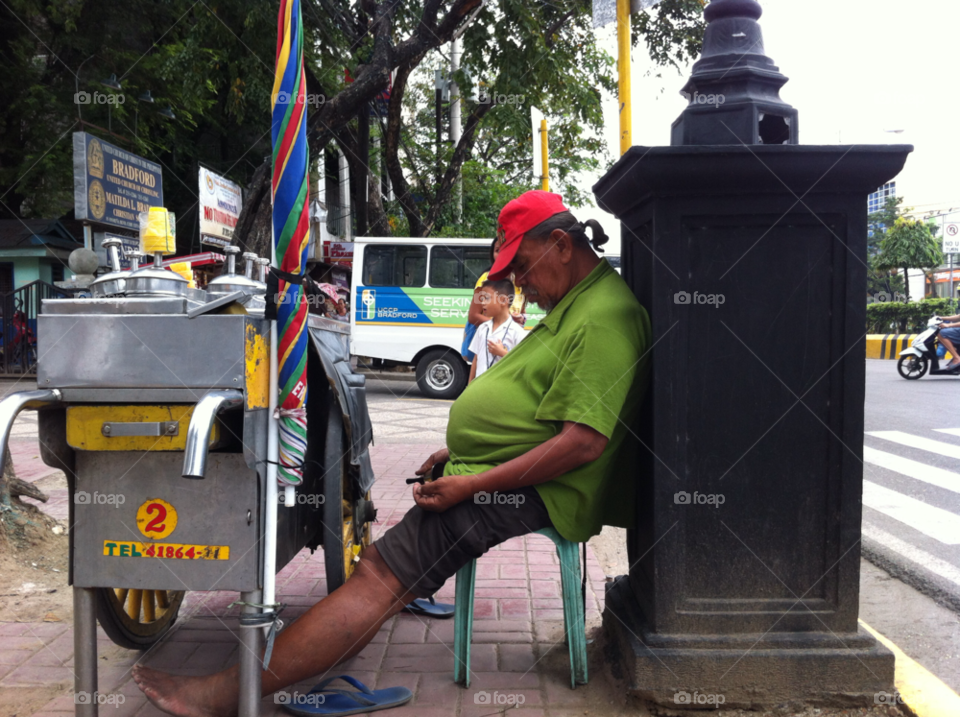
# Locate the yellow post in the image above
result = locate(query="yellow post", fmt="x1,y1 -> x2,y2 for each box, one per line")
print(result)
617,0 -> 632,156
540,119 -> 549,191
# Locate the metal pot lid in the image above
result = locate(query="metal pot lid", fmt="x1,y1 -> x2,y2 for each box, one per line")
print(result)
207,273 -> 262,296
89,271 -> 127,296
124,266 -> 190,296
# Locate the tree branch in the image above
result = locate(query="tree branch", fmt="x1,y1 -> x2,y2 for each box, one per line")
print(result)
421,98 -> 495,235
384,57 -> 426,237
545,9 -> 577,48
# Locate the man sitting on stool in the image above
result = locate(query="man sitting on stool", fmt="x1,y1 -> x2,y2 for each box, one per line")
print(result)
134,190 -> 652,717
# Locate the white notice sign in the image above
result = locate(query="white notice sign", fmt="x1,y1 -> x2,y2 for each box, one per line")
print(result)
944,223 -> 960,254
199,168 -> 242,247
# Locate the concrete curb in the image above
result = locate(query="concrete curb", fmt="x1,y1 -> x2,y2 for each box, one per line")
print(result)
866,334 -> 953,360
866,334 -> 917,360
358,370 -> 417,383
863,532 -> 960,615
860,620 -> 960,717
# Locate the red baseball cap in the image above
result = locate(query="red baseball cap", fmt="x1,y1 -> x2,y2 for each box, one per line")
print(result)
489,190 -> 568,280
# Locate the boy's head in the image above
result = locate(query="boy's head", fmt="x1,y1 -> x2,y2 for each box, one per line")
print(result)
479,279 -> 515,317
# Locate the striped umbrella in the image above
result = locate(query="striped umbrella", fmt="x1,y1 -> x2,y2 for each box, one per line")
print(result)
271,0 -> 310,486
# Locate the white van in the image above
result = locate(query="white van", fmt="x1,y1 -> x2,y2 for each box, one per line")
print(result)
350,237 -> 543,399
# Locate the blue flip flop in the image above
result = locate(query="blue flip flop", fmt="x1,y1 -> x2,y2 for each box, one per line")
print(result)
281,675 -> 412,717
402,596 -> 455,619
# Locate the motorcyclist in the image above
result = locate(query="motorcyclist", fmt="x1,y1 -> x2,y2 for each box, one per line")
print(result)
937,313 -> 960,370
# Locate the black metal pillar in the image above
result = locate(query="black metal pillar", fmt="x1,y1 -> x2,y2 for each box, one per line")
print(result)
594,0 -> 912,707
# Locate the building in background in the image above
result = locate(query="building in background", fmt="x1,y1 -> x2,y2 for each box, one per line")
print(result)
868,179 -> 960,301
868,181 -> 896,216
0,220 -> 79,290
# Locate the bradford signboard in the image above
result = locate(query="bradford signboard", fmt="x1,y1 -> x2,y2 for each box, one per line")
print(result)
199,167 -> 243,248
73,132 -> 163,231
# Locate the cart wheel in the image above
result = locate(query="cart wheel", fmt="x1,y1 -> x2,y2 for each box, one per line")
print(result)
96,587 -> 186,650
323,403 -> 374,593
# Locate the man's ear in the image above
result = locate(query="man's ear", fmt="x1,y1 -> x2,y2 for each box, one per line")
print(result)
551,228 -> 574,265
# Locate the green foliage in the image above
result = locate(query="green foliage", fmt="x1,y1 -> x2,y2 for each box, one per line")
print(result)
866,297 -> 953,334
390,0 -> 703,234
426,161 -> 533,239
0,0 -> 280,250
877,217 -> 943,270
867,195 -> 902,256
1,0 -> 704,246
866,254 -> 905,299
876,216 -> 943,301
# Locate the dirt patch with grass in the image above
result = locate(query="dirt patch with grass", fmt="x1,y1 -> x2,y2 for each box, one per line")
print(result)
0,471 -> 70,624
0,471 -> 72,716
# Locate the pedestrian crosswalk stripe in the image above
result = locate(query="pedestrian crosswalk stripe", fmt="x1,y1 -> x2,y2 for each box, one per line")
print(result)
866,431 -> 960,460
863,481 -> 960,545
862,524 -> 960,589
934,428 -> 960,438
863,446 -> 960,495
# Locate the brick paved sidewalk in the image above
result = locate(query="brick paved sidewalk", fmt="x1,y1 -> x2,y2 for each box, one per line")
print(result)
4,442 -> 611,717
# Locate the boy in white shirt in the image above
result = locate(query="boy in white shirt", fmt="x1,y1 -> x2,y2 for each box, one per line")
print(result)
468,278 -> 526,382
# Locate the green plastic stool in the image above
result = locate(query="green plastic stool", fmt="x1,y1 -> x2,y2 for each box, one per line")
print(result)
452,527 -> 588,689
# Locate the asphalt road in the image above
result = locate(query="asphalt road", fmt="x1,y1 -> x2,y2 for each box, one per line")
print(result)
862,359 -> 960,612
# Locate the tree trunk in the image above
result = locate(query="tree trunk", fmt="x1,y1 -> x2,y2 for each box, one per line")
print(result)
233,158 -> 273,258
368,171 -> 390,236
903,265 -> 910,302
0,447 -> 48,547
1,448 -> 16,512
384,57 -> 427,237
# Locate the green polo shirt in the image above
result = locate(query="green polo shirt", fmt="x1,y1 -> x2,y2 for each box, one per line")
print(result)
444,259 -> 651,542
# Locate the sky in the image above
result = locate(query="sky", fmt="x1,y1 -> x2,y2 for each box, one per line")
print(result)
577,0 -> 960,254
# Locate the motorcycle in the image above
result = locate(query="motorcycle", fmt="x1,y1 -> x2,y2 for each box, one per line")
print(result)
897,315 -> 960,379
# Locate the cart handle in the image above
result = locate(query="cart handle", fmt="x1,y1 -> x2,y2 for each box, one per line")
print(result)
0,388 -> 62,464
182,389 -> 243,479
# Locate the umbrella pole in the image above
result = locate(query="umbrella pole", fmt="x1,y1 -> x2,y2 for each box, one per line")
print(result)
263,233 -> 281,626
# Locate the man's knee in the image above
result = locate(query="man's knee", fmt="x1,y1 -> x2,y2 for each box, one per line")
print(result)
354,544 -> 403,589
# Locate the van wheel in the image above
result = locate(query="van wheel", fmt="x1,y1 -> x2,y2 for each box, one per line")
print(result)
416,350 -> 468,399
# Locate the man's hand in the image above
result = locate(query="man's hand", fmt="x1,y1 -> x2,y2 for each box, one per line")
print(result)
413,476 -> 473,512
488,339 -> 507,357
416,447 -> 450,477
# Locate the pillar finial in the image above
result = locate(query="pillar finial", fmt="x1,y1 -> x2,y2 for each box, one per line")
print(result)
671,0 -> 798,146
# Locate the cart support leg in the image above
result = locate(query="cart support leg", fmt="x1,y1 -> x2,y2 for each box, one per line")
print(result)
238,590 -> 264,717
73,587 -> 99,717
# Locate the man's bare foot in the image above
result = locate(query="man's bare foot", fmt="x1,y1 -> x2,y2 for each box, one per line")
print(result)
133,664 -> 237,717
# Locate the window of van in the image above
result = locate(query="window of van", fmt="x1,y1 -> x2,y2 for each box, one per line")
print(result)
429,245 -> 490,288
363,245 -> 427,287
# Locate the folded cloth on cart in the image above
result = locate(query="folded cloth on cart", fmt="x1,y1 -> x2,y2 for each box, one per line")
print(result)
281,675 -> 412,717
